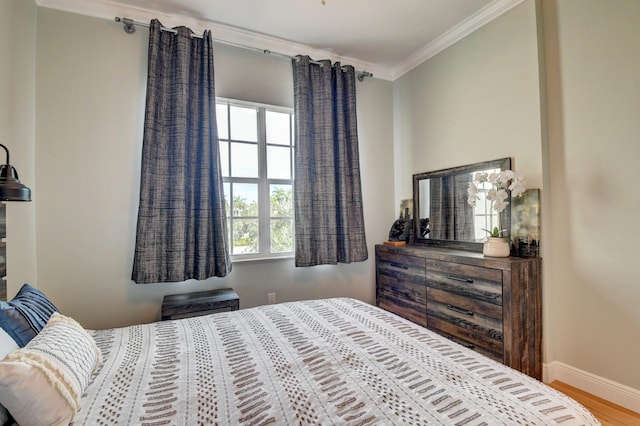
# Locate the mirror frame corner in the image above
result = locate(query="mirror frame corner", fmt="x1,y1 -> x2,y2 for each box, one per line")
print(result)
412,157 -> 512,251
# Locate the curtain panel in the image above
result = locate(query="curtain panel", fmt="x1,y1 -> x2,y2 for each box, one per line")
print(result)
132,20 -> 231,284
429,174 -> 474,241
292,56 -> 368,267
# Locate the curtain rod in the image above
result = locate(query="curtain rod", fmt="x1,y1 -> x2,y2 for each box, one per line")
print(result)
114,17 -> 373,81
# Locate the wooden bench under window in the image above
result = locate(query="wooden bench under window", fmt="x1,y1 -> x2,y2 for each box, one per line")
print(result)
161,288 -> 239,321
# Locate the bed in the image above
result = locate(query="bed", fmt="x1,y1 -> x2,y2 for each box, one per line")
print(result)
0,290 -> 599,425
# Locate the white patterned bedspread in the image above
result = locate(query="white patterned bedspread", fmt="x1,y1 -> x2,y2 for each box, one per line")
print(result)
74,298 -> 599,425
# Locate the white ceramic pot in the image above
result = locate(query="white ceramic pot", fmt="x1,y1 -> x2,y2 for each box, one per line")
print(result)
483,237 -> 511,257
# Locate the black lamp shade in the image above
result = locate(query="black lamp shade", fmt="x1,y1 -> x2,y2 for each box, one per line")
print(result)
0,165 -> 31,201
0,144 -> 31,202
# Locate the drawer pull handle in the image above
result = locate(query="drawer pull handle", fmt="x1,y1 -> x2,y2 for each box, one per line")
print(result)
445,274 -> 473,283
447,304 -> 474,316
390,262 -> 409,270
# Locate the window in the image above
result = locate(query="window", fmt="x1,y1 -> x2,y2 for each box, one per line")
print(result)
472,167 -> 501,241
217,99 -> 294,260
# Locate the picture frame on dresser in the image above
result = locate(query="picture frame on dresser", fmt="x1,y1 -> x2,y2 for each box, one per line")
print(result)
511,188 -> 541,258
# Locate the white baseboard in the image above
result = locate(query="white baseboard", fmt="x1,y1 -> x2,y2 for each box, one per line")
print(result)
544,361 -> 640,414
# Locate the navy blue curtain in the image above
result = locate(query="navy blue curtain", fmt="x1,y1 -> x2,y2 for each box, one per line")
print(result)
292,56 -> 368,267
132,20 -> 231,283
429,174 -> 474,241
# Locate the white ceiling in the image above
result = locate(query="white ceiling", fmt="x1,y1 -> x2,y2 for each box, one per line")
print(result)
36,0 -> 525,80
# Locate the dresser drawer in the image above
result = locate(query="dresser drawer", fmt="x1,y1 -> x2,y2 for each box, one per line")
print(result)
427,319 -> 503,363
427,286 -> 502,321
425,258 -> 504,360
377,273 -> 427,326
425,259 -> 502,306
376,249 -> 426,326
377,251 -> 426,283
427,286 -> 503,359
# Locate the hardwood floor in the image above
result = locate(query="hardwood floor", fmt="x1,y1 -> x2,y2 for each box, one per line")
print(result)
549,381 -> 640,425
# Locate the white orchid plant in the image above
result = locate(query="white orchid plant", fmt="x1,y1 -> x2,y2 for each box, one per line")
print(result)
467,170 -> 526,238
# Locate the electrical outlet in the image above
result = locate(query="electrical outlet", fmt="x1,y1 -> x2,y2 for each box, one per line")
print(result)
267,293 -> 276,304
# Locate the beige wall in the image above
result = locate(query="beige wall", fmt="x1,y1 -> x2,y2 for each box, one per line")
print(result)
542,0 -> 640,390
393,0 -> 543,200
393,0 -> 640,392
34,8 -> 395,329
0,0 -> 38,296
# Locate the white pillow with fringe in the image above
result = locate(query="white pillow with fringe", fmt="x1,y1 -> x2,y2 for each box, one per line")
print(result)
0,312 -> 102,426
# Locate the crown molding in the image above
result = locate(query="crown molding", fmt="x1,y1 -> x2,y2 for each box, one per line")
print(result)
35,0 -> 524,82
391,0 -> 526,80
34,0 -> 391,80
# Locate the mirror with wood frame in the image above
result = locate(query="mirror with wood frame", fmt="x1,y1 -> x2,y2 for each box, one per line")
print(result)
412,157 -> 511,251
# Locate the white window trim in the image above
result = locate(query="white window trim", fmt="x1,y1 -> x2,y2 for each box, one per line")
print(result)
217,98 -> 294,261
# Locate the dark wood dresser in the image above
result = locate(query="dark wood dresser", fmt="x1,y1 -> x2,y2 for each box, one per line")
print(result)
375,244 -> 542,379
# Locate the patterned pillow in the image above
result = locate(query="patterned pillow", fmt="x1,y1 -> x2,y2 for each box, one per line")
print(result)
0,283 -> 59,347
0,313 -> 102,425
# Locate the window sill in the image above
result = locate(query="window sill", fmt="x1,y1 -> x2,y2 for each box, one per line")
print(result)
231,254 -> 294,263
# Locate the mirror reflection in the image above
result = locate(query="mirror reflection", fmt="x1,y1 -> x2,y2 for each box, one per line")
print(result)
413,158 -> 511,249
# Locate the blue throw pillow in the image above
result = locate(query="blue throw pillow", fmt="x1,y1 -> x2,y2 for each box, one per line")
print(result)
0,284 -> 59,347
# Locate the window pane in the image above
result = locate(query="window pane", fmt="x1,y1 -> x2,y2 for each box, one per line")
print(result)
270,184 -> 292,217
231,142 -> 258,177
217,99 -> 294,259
230,105 -> 257,142
216,104 -> 228,139
233,219 -> 259,254
267,146 -> 291,179
232,183 -> 258,217
219,141 -> 229,177
266,111 -> 291,146
270,219 -> 293,253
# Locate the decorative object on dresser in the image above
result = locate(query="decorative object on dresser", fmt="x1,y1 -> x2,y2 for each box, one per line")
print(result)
482,236 -> 511,257
467,169 -> 526,228
386,202 -> 413,245
467,168 -> 527,257
511,188 -> 541,257
375,243 -> 542,379
161,288 -> 239,320
388,208 -> 411,245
